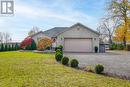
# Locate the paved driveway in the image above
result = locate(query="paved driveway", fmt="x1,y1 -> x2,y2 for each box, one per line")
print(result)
65,51 -> 130,77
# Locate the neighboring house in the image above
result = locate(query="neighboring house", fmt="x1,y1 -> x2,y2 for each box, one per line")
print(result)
31,23 -> 100,52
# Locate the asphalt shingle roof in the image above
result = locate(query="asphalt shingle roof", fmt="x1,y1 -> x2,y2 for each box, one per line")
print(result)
31,23 -> 99,38
43,27 -> 69,37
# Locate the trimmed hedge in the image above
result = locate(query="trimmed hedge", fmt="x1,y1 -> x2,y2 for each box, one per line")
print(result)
55,45 -> 63,52
109,44 -> 124,50
95,64 -> 104,74
70,59 -> 79,68
55,52 -> 63,61
56,49 -> 62,54
4,44 -> 7,51
62,56 -> 69,65
0,43 -> 20,52
0,44 -> 4,51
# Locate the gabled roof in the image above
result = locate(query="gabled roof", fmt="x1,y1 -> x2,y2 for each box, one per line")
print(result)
31,23 -> 99,38
30,31 -> 44,37
70,23 -> 100,35
43,27 -> 69,37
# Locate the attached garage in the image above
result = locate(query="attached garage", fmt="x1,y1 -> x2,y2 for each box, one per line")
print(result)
64,38 -> 92,52
41,23 -> 100,52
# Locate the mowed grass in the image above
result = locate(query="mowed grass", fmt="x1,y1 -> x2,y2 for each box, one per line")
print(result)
0,52 -> 130,87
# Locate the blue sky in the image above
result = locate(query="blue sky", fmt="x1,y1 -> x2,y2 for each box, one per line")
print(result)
0,0 -> 106,42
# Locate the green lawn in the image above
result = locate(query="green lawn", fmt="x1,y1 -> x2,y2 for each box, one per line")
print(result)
0,52 -> 130,87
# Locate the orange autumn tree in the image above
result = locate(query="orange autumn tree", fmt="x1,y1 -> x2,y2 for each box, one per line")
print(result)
107,0 -> 130,46
113,23 -> 130,42
113,25 -> 125,42
37,37 -> 52,51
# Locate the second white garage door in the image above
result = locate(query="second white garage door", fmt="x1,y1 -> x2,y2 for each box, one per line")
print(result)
64,38 -> 92,52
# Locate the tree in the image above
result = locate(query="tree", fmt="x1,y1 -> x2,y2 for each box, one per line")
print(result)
20,37 -> 32,49
31,40 -> 36,50
107,0 -> 130,46
25,45 -> 31,50
28,26 -> 40,36
20,37 -> 37,50
0,44 -> 1,51
0,32 -> 3,43
15,43 -> 19,50
37,38 -> 52,51
113,22 -> 130,42
0,32 -> 12,43
3,32 -> 12,43
4,44 -> 7,51
1,43 -> 4,51
97,18 -> 120,44
12,44 -> 15,51
113,24 -> 124,42
8,44 -> 11,51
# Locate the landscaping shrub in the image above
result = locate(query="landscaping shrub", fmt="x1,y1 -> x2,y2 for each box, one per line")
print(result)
55,52 -> 63,61
126,45 -> 130,51
20,37 -> 36,50
0,43 -> 20,52
8,45 -> 11,51
15,43 -> 20,50
12,44 -> 15,51
56,49 -> 62,54
0,44 -> 4,51
4,44 -> 7,51
0,44 -> 1,51
116,44 -> 124,50
46,46 -> 51,50
31,40 -> 36,50
62,56 -> 69,65
94,46 -> 98,53
0,45 -> 2,51
58,45 -> 63,50
20,37 -> 32,49
25,45 -> 31,50
109,44 -> 117,50
109,44 -> 124,50
55,47 -> 58,51
95,64 -> 104,74
70,59 -> 79,68
37,37 -> 52,51
55,45 -> 63,52
86,66 -> 94,72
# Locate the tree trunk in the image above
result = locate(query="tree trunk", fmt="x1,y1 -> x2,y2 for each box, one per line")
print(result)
123,16 -> 128,47
109,37 -> 113,44
123,37 -> 126,46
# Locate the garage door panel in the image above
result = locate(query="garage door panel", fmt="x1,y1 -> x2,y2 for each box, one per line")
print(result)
64,38 -> 92,52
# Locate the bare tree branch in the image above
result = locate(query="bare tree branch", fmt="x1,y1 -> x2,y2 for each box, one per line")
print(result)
28,26 -> 40,36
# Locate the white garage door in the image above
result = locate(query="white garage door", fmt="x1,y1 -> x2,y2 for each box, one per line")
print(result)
64,38 -> 92,52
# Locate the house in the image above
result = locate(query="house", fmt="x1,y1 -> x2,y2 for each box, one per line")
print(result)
31,23 -> 100,52
31,31 -> 51,44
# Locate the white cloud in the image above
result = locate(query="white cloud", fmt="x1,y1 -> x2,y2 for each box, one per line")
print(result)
0,0 -> 99,42
15,1 -> 97,26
